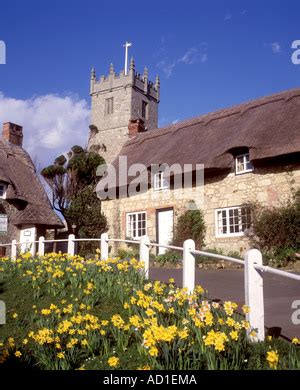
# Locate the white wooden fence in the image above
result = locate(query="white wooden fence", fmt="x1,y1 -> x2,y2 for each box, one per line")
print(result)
1,233 -> 300,342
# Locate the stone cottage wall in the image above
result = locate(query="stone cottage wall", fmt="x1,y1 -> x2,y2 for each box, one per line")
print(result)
101,163 -> 300,255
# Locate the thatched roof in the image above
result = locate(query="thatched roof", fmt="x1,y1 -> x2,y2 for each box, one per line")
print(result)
107,88 -> 300,189
0,139 -> 63,228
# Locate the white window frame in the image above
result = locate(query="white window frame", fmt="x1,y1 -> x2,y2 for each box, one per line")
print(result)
126,211 -> 147,239
235,153 -> 254,175
0,214 -> 8,235
215,206 -> 251,238
153,171 -> 169,191
0,183 -> 7,199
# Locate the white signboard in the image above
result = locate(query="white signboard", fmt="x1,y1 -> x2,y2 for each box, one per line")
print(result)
0,215 -> 7,235
20,226 -> 37,256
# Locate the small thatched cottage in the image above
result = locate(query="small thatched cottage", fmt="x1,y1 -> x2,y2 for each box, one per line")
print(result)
98,88 -> 300,255
0,122 -> 63,255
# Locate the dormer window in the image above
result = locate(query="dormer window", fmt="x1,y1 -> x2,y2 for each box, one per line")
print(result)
235,153 -> 253,175
154,171 -> 169,191
0,183 -> 7,199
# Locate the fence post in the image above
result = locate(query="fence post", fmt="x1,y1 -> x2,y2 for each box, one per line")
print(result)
11,239 -> 17,261
67,234 -> 75,256
140,235 -> 150,279
244,249 -> 265,342
0,300 -> 5,325
38,236 -> 45,256
183,239 -> 195,293
101,233 -> 109,260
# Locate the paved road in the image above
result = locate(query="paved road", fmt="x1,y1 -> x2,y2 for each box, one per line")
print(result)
149,268 -> 300,339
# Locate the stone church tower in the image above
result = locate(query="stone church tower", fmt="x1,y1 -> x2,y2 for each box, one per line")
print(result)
88,58 -> 160,164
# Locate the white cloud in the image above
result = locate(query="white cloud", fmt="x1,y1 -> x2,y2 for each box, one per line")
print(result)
179,46 -> 208,64
180,47 -> 199,64
0,92 -> 90,167
157,44 -> 208,78
172,119 -> 179,124
179,44 -> 208,67
224,13 -> 232,21
156,60 -> 176,78
271,42 -> 281,54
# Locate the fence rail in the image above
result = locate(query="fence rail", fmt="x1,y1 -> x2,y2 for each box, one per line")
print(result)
1,233 -> 299,342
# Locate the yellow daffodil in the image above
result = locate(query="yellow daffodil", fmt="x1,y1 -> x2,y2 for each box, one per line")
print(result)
149,347 -> 159,357
108,356 -> 119,367
266,350 -> 279,369
81,339 -> 88,347
178,329 -> 189,339
229,330 -> 239,341
242,305 -> 250,314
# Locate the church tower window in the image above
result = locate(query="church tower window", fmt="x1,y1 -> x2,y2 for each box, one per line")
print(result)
142,101 -> 149,120
105,97 -> 114,116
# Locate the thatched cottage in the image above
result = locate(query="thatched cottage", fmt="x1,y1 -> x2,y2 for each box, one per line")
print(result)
97,88 -> 300,255
0,122 -> 63,255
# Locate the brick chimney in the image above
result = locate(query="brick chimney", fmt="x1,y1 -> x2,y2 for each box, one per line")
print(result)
128,119 -> 146,138
2,122 -> 23,147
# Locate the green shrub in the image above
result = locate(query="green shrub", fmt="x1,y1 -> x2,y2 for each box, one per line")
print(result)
195,247 -> 243,264
156,251 -> 181,266
173,209 -> 206,249
117,248 -> 139,260
261,248 -> 297,267
154,247 -> 244,267
245,338 -> 292,370
249,189 -> 300,265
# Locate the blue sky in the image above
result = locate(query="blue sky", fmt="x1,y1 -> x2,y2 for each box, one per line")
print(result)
0,0 -> 299,166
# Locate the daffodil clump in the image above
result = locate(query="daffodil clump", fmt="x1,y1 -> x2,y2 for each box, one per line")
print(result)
0,252 -> 299,370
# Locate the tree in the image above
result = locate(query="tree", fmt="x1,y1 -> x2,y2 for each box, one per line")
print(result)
173,209 -> 206,249
41,145 -> 107,234
64,185 -> 107,238
65,185 -> 108,255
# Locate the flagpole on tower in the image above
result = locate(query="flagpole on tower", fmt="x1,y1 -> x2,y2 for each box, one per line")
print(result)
123,41 -> 132,75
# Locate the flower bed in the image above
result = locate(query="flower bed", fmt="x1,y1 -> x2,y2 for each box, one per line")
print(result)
0,252 -> 299,370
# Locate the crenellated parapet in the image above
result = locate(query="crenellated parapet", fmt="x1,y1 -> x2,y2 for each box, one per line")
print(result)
90,58 -> 160,102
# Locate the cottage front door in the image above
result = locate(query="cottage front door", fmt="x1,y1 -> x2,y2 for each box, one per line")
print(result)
157,208 -> 174,255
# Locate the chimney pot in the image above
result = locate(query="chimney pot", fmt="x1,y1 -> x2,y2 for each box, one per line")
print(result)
128,119 -> 146,138
2,122 -> 23,147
